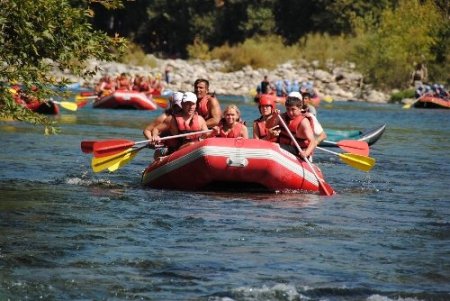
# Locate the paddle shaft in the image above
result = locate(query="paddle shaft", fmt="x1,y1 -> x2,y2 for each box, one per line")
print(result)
136,129 -> 213,145
277,115 -> 334,196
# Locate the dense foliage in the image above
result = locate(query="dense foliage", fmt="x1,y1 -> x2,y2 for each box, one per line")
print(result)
0,0 -> 126,132
92,0 -> 449,88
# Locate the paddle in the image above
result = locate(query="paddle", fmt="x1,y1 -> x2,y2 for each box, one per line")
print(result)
322,95 -> 334,103
322,139 -> 370,156
52,100 -> 78,111
91,146 -> 145,173
277,114 -> 335,196
402,95 -> 422,109
81,139 -> 131,154
316,147 -> 375,172
153,96 -> 169,109
89,129 -> 213,158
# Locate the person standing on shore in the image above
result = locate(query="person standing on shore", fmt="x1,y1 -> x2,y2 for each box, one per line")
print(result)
411,63 -> 428,88
194,78 -> 222,128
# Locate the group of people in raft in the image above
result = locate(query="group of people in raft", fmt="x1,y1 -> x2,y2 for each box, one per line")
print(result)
94,72 -> 165,98
143,78 -> 326,161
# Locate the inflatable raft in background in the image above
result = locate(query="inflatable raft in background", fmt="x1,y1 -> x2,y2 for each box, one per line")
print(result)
93,91 -> 158,110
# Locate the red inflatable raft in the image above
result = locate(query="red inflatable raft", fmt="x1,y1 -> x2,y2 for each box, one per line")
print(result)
141,137 -> 328,193
93,91 -> 157,110
414,94 -> 450,109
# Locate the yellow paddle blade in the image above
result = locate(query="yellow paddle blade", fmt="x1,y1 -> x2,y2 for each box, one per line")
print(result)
338,153 -> 376,172
402,103 -> 413,109
322,95 -> 334,103
59,101 -> 78,111
107,151 -> 138,172
91,148 -> 134,173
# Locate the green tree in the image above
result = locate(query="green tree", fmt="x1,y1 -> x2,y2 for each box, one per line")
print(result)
0,0 -> 126,133
351,0 -> 444,89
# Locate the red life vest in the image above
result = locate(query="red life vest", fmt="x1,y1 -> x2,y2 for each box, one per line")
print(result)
217,120 -> 244,138
196,95 -> 210,120
278,113 -> 314,149
253,114 -> 278,142
174,113 -> 202,148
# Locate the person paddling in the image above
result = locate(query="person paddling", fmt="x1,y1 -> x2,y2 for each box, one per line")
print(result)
150,92 -> 209,155
210,104 -> 248,138
143,91 -> 183,158
277,92 -> 317,160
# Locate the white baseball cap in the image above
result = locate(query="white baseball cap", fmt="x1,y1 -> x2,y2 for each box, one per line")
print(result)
182,91 -> 197,104
288,91 -> 303,100
171,91 -> 183,108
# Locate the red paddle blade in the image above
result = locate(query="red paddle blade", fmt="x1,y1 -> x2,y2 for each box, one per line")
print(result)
81,140 -> 96,153
154,97 -> 168,109
336,140 -> 369,156
93,139 -> 135,158
318,180 -> 335,196
77,100 -> 89,108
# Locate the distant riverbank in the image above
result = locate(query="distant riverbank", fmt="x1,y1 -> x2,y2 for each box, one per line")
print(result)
67,56 -> 391,103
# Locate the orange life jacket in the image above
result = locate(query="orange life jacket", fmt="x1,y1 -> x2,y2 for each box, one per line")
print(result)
173,113 -> 202,148
253,114 -> 278,142
278,112 -> 314,149
196,95 -> 210,120
217,120 -> 244,138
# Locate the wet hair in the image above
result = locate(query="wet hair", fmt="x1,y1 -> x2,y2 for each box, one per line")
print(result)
194,78 -> 210,89
285,96 -> 304,108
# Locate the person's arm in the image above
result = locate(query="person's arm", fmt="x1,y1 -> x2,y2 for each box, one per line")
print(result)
143,113 -> 167,139
253,121 -> 260,139
297,119 -> 316,158
206,96 -> 222,128
241,125 -> 249,139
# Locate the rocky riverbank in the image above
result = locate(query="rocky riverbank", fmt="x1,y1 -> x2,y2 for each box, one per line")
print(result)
73,56 -> 390,103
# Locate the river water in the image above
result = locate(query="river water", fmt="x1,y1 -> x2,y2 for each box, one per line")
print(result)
1,98 -> 449,301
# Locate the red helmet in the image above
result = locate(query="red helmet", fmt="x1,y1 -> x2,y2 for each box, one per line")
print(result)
259,94 -> 275,109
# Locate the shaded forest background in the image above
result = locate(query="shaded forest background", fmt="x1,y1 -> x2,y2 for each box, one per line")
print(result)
91,0 -> 450,90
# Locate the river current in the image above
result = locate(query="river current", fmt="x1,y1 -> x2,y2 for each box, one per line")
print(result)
0,98 -> 449,300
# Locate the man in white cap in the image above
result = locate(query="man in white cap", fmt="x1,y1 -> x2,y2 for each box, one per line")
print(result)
150,91 -> 209,154
277,91 -> 317,159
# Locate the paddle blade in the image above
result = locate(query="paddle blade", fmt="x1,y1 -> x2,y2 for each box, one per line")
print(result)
336,140 -> 370,156
91,148 -> 134,173
76,100 -> 89,108
322,95 -> 334,103
402,103 -> 413,109
59,101 -> 78,111
318,180 -> 335,196
339,153 -> 375,172
93,139 -> 135,158
154,97 -> 169,109
107,151 -> 139,172
81,140 -> 95,153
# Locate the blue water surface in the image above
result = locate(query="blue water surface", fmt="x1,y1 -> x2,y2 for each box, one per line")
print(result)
0,99 -> 449,301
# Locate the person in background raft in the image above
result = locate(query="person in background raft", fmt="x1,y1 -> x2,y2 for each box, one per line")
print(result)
253,94 -> 280,142
210,104 -> 248,139
194,78 -> 222,128
150,92 -> 209,154
278,92 -> 317,160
